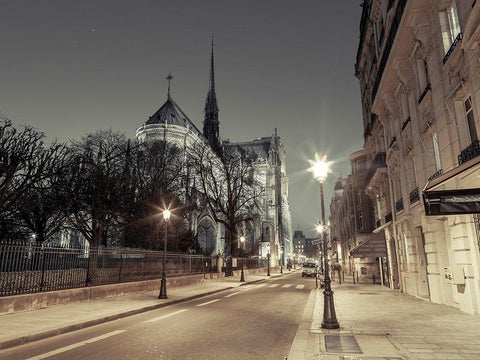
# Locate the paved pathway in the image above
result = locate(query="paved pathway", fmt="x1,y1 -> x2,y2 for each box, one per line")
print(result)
289,281 -> 480,360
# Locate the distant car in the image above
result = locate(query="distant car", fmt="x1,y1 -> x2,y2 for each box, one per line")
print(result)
302,262 -> 317,277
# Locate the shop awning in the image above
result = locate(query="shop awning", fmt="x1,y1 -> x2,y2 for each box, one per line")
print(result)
423,155 -> 480,216
350,232 -> 387,258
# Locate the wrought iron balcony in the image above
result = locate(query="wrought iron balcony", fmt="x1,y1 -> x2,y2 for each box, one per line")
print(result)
443,33 -> 463,65
385,212 -> 393,223
428,169 -> 443,182
395,198 -> 404,212
458,139 -> 480,165
371,0 -> 407,103
418,83 -> 431,104
401,117 -> 411,132
409,187 -> 420,204
366,152 -> 387,186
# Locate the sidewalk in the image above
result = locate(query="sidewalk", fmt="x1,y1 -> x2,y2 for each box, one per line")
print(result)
0,272 -> 276,351
289,280 -> 480,360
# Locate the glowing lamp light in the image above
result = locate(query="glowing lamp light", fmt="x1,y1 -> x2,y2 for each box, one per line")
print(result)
163,209 -> 171,221
316,224 -> 324,234
307,153 -> 332,183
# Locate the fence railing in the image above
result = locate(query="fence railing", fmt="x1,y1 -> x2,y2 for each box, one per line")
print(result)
0,241 -> 267,297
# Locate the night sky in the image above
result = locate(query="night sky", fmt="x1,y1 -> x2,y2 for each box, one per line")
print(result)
0,0 -> 364,238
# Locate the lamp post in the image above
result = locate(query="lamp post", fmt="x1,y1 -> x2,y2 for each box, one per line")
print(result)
267,243 -> 271,276
158,209 -> 171,299
280,247 -> 283,274
240,236 -> 246,282
309,153 -> 339,329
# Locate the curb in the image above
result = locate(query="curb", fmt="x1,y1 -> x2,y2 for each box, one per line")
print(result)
0,286 -> 234,351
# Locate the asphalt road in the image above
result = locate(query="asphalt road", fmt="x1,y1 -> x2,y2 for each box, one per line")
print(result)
1,272 -> 317,360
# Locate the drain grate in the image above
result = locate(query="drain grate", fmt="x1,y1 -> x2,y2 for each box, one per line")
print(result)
357,292 -> 380,295
325,335 -> 362,354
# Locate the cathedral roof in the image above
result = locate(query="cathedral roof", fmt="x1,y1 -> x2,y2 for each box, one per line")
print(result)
145,95 -> 204,138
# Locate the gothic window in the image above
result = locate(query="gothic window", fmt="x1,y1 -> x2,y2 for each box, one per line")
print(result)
465,96 -> 477,142
197,218 -> 216,255
439,1 -> 461,54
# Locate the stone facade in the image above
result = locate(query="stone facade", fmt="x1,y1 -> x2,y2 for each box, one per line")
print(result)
355,0 -> 480,314
329,150 -> 377,283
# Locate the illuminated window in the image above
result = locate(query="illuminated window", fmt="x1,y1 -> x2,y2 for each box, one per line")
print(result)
439,1 -> 461,54
465,97 -> 477,141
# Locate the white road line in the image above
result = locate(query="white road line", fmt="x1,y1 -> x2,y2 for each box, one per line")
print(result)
268,284 -> 279,288
282,284 -> 292,288
296,284 -> 305,289
196,299 -> 221,307
145,309 -> 189,323
25,330 -> 126,360
225,292 -> 241,298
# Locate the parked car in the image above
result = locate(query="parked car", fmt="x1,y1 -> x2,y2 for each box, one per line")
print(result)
301,262 -> 317,277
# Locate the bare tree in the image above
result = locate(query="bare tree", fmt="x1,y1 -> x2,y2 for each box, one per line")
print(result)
189,142 -> 263,263
15,142 -> 70,244
0,117 -> 66,240
61,129 -> 131,249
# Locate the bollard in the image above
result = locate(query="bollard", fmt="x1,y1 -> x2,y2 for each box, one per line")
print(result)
357,272 -> 359,284
373,273 -> 375,284
353,272 -> 355,285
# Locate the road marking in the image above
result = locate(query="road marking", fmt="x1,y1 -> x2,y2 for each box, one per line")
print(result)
145,309 -> 189,323
296,284 -> 305,289
225,291 -> 241,298
196,299 -> 221,306
239,285 -> 255,291
268,284 -> 279,288
25,330 -> 126,360
282,284 -> 292,288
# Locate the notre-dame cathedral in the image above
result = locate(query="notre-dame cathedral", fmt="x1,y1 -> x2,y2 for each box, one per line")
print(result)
135,42 -> 292,267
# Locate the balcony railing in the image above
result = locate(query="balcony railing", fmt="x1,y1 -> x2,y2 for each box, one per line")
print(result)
409,187 -> 420,204
385,212 -> 393,223
458,139 -> 480,165
401,117 -> 411,132
395,198 -> 404,212
443,33 -> 463,65
418,83 -> 431,104
371,0 -> 407,103
427,169 -> 443,182
366,152 -> 387,185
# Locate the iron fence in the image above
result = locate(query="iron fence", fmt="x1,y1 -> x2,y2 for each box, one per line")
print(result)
0,241 -> 266,297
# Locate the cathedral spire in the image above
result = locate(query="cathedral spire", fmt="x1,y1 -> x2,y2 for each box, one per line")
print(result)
203,35 -> 220,153
166,73 -> 173,99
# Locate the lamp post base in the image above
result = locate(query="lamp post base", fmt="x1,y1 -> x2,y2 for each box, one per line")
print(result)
158,272 -> 167,299
321,282 -> 339,329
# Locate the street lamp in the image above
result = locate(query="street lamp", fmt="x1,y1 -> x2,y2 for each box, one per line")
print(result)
158,209 -> 171,299
240,236 -> 246,282
309,153 -> 339,329
267,243 -> 271,276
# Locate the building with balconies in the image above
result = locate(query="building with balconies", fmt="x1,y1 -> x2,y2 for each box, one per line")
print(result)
329,150 -> 378,283
355,0 -> 480,314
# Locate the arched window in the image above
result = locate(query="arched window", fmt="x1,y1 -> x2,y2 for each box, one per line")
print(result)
197,218 -> 216,255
